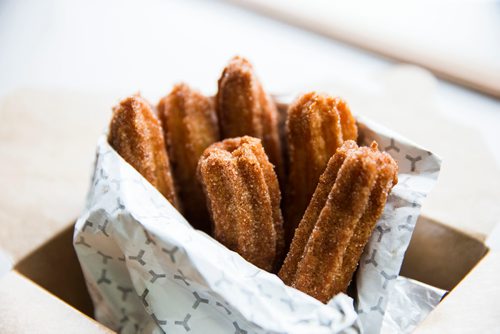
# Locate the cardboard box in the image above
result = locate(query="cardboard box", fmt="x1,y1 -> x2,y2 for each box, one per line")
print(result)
1,90 -> 499,333
1,216 -> 492,334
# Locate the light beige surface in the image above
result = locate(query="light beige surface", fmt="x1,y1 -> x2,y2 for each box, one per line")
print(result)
0,89 -> 113,263
0,271 -> 112,334
232,0 -> 500,97
415,251 -> 500,334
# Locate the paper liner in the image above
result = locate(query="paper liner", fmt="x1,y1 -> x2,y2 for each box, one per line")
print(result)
382,276 -> 446,333
74,116 -> 441,334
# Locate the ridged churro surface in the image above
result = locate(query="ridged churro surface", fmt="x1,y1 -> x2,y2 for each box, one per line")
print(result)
279,141 -> 397,303
279,140 -> 358,286
158,83 -> 219,231
108,95 -> 180,209
197,136 -> 285,271
336,147 -> 398,293
216,56 -> 284,184
284,92 -> 358,243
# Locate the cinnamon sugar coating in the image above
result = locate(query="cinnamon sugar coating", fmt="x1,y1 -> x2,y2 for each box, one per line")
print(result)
279,140 -> 358,286
197,136 -> 285,271
108,95 -> 180,209
279,141 -> 397,303
157,83 -> 219,232
336,145 -> 398,293
216,56 -> 284,185
284,92 -> 358,244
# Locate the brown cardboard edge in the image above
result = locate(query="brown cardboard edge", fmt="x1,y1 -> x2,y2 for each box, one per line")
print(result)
14,223 -> 94,316
401,216 -> 489,291
415,251 -> 500,333
8,214 -> 491,332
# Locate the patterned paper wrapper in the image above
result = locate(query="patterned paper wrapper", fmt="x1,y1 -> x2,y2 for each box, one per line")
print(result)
74,115 -> 441,334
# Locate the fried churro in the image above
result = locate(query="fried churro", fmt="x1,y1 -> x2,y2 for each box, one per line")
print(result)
108,95 -> 181,209
216,56 -> 284,184
197,136 -> 285,271
336,148 -> 398,293
157,83 -> 219,232
279,141 -> 397,303
284,92 -> 358,243
279,140 -> 358,286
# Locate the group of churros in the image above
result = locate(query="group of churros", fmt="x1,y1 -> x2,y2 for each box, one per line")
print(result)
108,56 -> 398,303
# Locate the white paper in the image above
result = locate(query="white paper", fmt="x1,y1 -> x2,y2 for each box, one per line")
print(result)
381,277 -> 447,334
74,115 -> 441,334
354,117 -> 441,333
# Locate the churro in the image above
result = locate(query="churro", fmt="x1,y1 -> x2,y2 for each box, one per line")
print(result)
336,148 -> 398,292
216,56 -> 284,184
279,141 -> 397,302
157,83 -> 219,231
284,92 -> 358,243
279,140 -> 358,286
197,136 -> 285,271
108,95 -> 180,209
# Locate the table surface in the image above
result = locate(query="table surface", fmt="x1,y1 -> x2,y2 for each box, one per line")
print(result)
0,0 -> 499,260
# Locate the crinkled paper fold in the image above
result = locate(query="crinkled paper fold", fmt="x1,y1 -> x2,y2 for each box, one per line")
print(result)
74,116 -> 441,334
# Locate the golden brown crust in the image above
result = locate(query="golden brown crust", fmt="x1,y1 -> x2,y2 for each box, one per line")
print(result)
216,56 -> 284,185
336,98 -> 358,141
245,138 -> 286,268
108,95 -> 180,209
336,144 -> 398,292
197,136 -> 285,271
278,141 -> 397,303
157,83 -> 219,232
284,92 -> 358,244
292,146 -> 378,302
279,140 -> 358,285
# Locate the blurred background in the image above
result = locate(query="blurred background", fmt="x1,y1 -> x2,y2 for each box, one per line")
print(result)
1,0 -> 499,98
0,0 -> 499,271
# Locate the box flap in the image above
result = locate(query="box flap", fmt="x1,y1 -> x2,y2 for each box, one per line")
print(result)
0,89 -> 113,264
401,216 -> 488,291
0,270 -> 113,334
15,224 -> 94,316
415,251 -> 500,333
